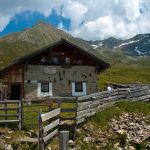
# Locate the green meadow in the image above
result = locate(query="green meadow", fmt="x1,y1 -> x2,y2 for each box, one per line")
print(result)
98,63 -> 150,89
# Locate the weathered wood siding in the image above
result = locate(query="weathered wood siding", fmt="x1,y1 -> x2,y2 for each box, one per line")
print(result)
1,64 -> 24,99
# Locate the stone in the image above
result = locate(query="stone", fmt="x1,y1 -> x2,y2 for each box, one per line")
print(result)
68,140 -> 74,146
128,146 -> 136,150
116,129 -> 126,134
83,137 -> 95,143
7,131 -> 14,134
4,136 -> 11,140
5,144 -> 13,150
47,146 -> 51,150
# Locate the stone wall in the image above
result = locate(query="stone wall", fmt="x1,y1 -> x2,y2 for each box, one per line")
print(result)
24,65 -> 98,98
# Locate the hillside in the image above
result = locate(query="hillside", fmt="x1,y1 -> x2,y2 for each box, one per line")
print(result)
0,22 -> 150,68
87,34 -> 150,56
0,22 -> 149,86
0,22 -> 92,68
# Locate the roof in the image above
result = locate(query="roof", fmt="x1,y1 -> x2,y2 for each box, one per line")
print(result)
0,38 -> 110,73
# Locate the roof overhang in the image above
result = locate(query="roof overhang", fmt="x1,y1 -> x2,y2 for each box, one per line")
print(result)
0,38 -> 110,74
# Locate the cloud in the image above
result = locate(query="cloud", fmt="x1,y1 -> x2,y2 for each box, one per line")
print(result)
62,1 -> 88,28
0,0 -> 150,40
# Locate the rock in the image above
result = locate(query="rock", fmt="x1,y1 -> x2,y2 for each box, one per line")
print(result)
76,128 -> 81,133
47,146 -> 51,150
116,129 -> 126,134
68,140 -> 74,146
27,131 -> 32,136
4,136 -> 11,140
7,131 -> 14,134
128,146 -> 136,150
83,137 -> 95,143
5,144 -> 13,150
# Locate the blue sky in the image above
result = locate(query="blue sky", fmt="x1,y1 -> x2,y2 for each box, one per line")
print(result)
0,10 -> 70,37
0,0 -> 150,40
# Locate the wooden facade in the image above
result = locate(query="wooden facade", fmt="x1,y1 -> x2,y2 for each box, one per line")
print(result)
0,39 -> 110,100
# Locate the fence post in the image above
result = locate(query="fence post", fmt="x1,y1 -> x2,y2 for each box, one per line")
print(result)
73,97 -> 78,141
18,99 -> 23,130
59,131 -> 69,150
38,110 -> 44,150
4,102 -> 7,128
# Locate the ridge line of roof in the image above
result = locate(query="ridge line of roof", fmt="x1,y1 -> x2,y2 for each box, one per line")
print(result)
0,38 -> 110,73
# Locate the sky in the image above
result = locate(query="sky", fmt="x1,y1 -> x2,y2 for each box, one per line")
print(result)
0,0 -> 150,40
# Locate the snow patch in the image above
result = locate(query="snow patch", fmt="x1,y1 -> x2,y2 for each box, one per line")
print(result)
91,42 -> 103,49
134,47 -> 145,56
114,40 -> 140,48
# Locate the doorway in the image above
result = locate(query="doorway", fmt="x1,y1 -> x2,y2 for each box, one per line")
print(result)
11,84 -> 21,100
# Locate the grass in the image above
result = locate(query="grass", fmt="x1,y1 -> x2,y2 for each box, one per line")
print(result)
91,101 -> 150,129
98,63 -> 150,90
0,101 -> 76,130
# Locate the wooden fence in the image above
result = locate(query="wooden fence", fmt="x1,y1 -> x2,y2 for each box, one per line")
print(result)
0,86 -> 149,149
76,86 -> 150,124
0,99 -> 23,129
38,108 -> 60,150
23,101 -> 50,127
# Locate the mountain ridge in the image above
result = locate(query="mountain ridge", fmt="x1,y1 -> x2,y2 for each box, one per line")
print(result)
0,22 -> 149,68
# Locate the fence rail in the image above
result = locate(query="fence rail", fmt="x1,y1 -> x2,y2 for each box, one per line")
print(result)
38,108 -> 60,150
0,99 -> 23,129
76,86 -> 150,124
0,85 -> 149,149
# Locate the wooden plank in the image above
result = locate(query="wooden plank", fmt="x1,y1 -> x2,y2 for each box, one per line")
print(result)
77,111 -> 96,120
78,101 -> 93,107
0,100 -> 20,104
43,129 -> 58,143
0,107 -> 18,111
76,118 -> 85,124
0,114 -> 19,117
41,108 -> 60,122
43,119 -> 59,134
17,137 -> 38,143
77,101 -> 100,111
77,108 -> 97,116
0,120 -> 20,123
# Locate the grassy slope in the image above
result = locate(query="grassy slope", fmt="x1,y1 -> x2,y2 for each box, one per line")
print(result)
98,63 -> 150,89
91,101 -> 150,129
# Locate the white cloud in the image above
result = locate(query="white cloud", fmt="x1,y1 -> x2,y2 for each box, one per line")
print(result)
0,15 -> 11,31
62,1 -> 88,28
0,0 -> 150,40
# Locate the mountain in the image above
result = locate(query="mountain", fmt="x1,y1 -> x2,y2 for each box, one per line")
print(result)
0,22 -> 92,68
88,34 -> 150,56
0,22 -> 149,69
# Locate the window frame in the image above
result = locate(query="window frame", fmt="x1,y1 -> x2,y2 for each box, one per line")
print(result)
72,81 -> 87,96
37,82 -> 52,97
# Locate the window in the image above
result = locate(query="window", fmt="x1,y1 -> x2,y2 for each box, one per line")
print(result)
41,83 -> 49,93
65,57 -> 70,64
72,82 -> 86,96
51,56 -> 59,64
75,82 -> 83,92
76,59 -> 82,65
37,82 -> 52,97
41,57 -> 48,64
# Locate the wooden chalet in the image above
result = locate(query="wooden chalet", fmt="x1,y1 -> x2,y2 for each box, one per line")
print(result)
0,39 -> 110,100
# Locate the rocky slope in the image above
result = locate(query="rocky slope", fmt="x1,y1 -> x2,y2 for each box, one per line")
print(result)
87,34 -> 150,56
